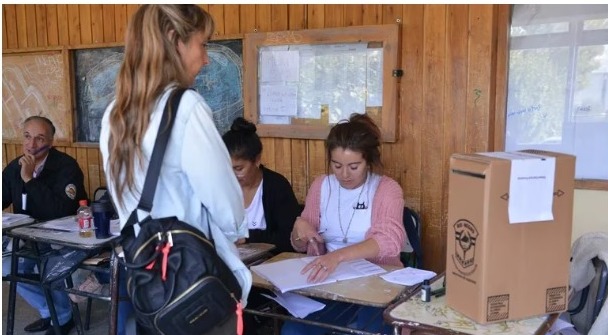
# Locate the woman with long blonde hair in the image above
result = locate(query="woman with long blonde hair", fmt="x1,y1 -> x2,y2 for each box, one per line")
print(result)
99,5 -> 251,333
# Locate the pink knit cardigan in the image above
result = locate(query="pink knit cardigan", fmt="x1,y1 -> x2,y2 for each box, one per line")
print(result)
293,174 -> 406,266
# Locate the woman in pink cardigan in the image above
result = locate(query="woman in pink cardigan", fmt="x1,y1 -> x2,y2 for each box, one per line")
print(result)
282,113 -> 406,335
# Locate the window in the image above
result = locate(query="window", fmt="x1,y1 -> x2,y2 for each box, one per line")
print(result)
505,5 -> 608,180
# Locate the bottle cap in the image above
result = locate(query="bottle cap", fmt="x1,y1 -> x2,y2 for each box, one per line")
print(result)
79,199 -> 88,206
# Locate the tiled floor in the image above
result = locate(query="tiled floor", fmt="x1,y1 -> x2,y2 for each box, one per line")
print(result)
2,282 -> 109,335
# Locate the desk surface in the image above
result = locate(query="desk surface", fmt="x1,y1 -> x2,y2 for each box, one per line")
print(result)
384,275 -> 557,335
2,213 -> 36,232
252,252 -> 408,308
9,222 -> 117,249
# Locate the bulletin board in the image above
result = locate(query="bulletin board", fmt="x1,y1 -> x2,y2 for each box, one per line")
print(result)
72,39 -> 244,143
2,50 -> 72,144
243,24 -> 401,142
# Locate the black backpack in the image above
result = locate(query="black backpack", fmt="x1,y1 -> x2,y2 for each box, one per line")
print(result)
116,88 -> 242,334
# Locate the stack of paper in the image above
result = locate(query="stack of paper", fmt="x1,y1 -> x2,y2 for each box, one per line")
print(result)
251,256 -> 386,293
39,216 -> 79,231
380,267 -> 436,286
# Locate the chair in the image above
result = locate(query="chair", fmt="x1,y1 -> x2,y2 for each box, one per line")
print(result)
567,232 -> 608,334
400,207 -> 423,269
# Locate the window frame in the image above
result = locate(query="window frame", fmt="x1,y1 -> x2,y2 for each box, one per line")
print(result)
495,5 -> 608,190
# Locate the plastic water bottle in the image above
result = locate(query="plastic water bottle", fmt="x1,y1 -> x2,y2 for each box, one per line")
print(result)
77,199 -> 94,238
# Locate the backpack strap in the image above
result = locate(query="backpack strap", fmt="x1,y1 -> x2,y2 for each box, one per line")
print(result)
122,88 -> 189,235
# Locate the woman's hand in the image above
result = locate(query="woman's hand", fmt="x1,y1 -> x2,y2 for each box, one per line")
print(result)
301,252 -> 341,283
291,217 -> 324,252
235,238 -> 246,245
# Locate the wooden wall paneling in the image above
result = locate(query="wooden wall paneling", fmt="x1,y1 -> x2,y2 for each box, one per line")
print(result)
223,4 -> 240,36
15,4 -> 28,48
239,5 -> 256,34
344,4 -> 364,27
288,4 -> 307,31
2,7 -> 7,49
260,139 -> 276,171
288,4 -> 308,203
307,5 -> 324,29
54,146 -> 65,153
255,4 -> 275,170
98,150 -> 107,188
126,5 -> 139,24
6,144 -> 18,166
255,4 -> 271,32
362,5 -> 381,26
79,5 -> 92,45
46,5 -> 58,46
114,4 -> 127,43
76,147 -> 90,197
25,5 -> 37,48
378,4 -> 403,188
87,147 -> 101,197
290,140 -> 308,203
271,4 -> 288,31
208,4 -> 224,37
2,144 -> 7,168
400,5 -> 424,212
56,5 -> 69,45
4,5 -> 18,49
90,5 -> 104,44
308,140 -> 327,186
441,4 -> 470,272
270,4 -> 292,182
466,5 -> 496,153
324,5 -> 344,28
102,5 -> 115,43
421,4 -> 447,274
493,5 -> 511,152
35,5 -> 48,47
67,5 -> 81,45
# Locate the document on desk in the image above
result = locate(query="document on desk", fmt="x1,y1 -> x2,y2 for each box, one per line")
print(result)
2,213 -> 30,226
38,216 -> 79,231
380,267 -> 436,286
251,256 -> 386,293
260,292 -> 326,318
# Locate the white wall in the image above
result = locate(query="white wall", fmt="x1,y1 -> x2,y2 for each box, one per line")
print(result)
571,189 -> 608,243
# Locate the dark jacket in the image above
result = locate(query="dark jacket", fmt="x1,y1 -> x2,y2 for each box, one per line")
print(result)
2,148 -> 88,221
246,165 -> 301,254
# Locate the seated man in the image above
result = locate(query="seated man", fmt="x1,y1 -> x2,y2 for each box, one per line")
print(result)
2,116 -> 87,335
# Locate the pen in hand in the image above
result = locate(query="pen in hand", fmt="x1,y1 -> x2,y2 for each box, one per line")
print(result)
31,145 -> 50,155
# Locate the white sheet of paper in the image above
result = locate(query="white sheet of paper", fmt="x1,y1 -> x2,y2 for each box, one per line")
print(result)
477,152 -> 555,224
260,50 -> 300,83
251,257 -> 386,293
508,153 -> 555,224
2,213 -> 30,226
261,292 -> 325,318
380,267 -> 437,286
39,216 -> 79,231
259,84 -> 298,116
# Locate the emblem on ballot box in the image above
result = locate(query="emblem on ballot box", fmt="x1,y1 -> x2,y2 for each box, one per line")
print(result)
453,219 -> 478,275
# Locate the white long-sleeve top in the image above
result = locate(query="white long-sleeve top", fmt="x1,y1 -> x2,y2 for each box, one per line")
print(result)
99,87 -> 252,304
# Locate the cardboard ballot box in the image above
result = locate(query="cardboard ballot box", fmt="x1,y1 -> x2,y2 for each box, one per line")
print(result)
446,150 -> 575,324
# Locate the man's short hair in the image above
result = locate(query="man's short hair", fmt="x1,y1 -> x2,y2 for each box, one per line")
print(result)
23,116 -> 56,136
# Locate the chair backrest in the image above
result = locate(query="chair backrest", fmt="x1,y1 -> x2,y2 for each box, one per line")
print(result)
569,257 -> 608,334
400,207 -> 423,269
93,187 -> 108,201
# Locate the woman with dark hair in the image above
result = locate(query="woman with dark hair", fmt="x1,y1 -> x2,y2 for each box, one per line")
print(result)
283,113 -> 406,335
223,117 -> 301,254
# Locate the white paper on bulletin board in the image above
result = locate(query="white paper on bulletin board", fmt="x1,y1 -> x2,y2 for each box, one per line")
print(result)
260,84 -> 298,117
